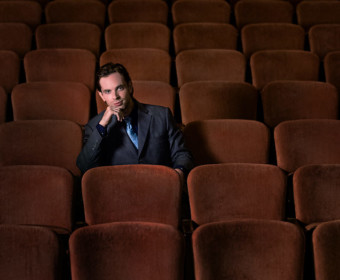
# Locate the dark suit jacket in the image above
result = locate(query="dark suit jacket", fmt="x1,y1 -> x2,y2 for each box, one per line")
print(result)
76,101 -> 194,174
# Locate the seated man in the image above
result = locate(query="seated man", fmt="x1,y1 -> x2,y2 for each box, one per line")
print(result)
76,63 -> 194,182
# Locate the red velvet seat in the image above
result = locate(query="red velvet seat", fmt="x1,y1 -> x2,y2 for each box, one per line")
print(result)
188,163 -> 287,225
274,119 -> 340,174
0,120 -> 83,176
0,50 -> 20,94
96,80 -> 176,115
35,23 -> 102,57
70,222 -> 185,280
108,0 -> 168,24
176,49 -> 246,87
0,165 -> 74,234
45,0 -> 106,29
192,220 -> 305,280
24,49 -> 96,92
0,0 -> 42,30
261,81 -> 339,128
0,23 -> 32,58
324,51 -> 340,93
82,165 -> 182,228
0,86 -> 6,123
173,23 -> 238,55
313,220 -> 340,280
179,81 -> 258,125
309,24 -> 340,60
294,164 -> 340,231
11,81 -> 91,126
105,22 -> 170,52
183,119 -> 270,165
172,0 -> 230,26
241,23 -> 305,59
297,0 -> 340,31
0,224 -> 60,280
250,50 -> 320,90
234,0 -> 294,29
100,49 -> 171,83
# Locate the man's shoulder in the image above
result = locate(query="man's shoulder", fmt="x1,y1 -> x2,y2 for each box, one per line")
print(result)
138,102 -> 170,116
86,111 -> 105,128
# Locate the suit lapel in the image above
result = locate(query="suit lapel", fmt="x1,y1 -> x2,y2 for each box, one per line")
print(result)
137,103 -> 151,157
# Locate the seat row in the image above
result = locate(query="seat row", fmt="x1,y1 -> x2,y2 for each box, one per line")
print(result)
1,0 -> 340,30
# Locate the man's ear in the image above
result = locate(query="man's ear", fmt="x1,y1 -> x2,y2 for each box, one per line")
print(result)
97,90 -> 106,103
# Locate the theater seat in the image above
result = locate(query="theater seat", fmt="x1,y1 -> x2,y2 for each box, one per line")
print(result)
0,224 -> 61,280
81,165 -> 182,228
261,81 -> 339,128
179,81 -> 258,125
0,120 -> 83,176
324,51 -> 340,93
69,222 -> 185,280
188,163 -> 287,226
183,119 -> 270,165
0,165 -> 74,234
11,81 -> 91,125
0,50 -> 20,94
250,50 -> 320,90
0,87 -> 6,123
192,220 -> 305,280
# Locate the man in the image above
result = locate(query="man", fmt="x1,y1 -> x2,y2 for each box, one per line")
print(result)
76,63 -> 194,182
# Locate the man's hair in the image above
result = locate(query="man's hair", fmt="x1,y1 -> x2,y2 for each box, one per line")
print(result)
96,63 -> 133,94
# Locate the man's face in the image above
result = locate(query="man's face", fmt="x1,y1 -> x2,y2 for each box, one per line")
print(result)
98,72 -> 133,111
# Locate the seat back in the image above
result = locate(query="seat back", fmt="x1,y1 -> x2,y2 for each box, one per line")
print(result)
250,50 -> 320,90
192,220 -> 305,280
179,81 -> 258,125
0,165 -> 74,234
24,49 -> 96,92
183,119 -> 270,165
0,120 -> 83,176
324,51 -> 340,93
0,50 -> 20,94
274,119 -> 340,173
82,165 -> 182,228
12,81 -> 91,125
261,81 -> 339,128
0,86 -> 6,123
70,222 -> 185,280
188,163 -> 287,225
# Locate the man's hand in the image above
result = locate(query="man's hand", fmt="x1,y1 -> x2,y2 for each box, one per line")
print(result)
99,105 -> 124,127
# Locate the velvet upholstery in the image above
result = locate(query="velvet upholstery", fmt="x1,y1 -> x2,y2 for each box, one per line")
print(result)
250,50 -> 320,90
188,163 -> 287,225
69,222 -> 185,280
172,0 -> 230,26
105,23 -> 170,52
0,50 -> 19,94
274,119 -> 340,173
241,23 -> 305,58
309,24 -> 340,60
0,23 -> 32,58
0,165 -> 74,234
297,1 -> 340,31
176,49 -> 246,87
96,80 -> 176,115
24,49 -> 96,92
108,0 -> 168,24
234,0 -> 294,29
183,119 -> 270,165
192,220 -> 305,280
82,165 -> 182,228
179,81 -> 258,125
0,1 -> 42,30
261,81 -> 339,128
0,86 -> 6,124
11,81 -> 91,125
324,51 -> 340,93
294,164 -> 340,230
45,0 -> 106,29
313,220 -> 340,280
0,120 -> 83,176
36,23 -> 102,57
173,23 -> 238,54
100,49 -> 171,83
0,224 -> 60,280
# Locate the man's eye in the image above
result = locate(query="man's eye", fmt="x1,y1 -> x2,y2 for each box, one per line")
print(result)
104,90 -> 111,94
117,86 -> 125,91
